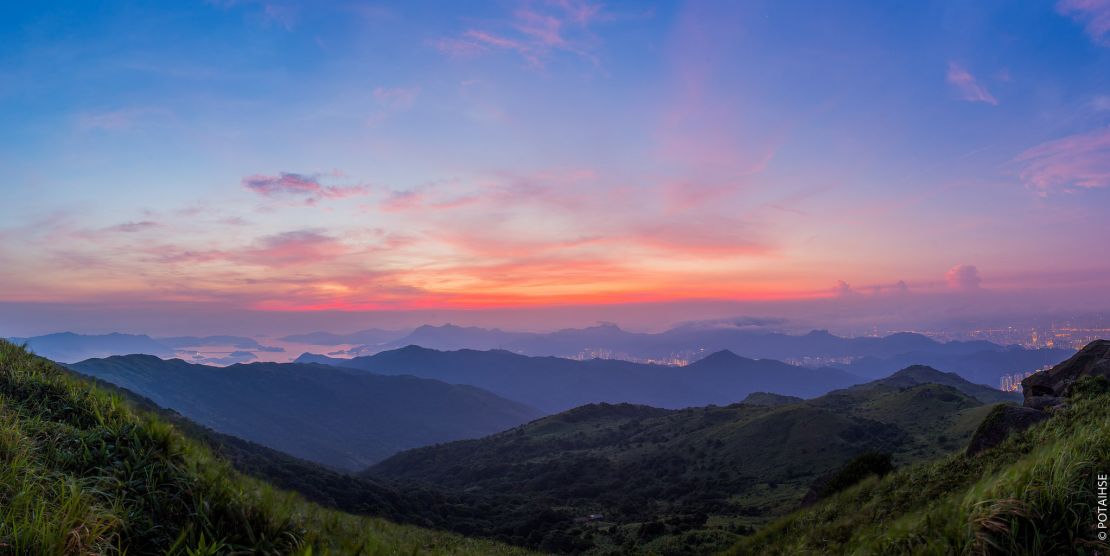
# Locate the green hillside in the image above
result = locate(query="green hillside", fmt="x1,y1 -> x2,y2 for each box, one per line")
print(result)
369,366 -> 1009,554
0,340 -> 533,555
727,378 -> 1110,555
849,364 -> 1020,404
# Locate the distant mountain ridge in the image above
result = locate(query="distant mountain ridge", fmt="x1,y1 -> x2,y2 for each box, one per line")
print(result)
9,332 -> 175,362
7,332 -> 284,363
12,326 -> 1068,388
836,347 -> 1074,385
367,324 -> 1004,359
68,355 -> 541,470
297,345 -> 864,412
850,365 -> 1020,404
291,323 -> 1067,388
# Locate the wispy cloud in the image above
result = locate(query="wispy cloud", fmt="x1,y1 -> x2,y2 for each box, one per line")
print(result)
378,181 -> 479,212
1014,127 -> 1110,193
946,62 -> 998,105
238,230 -> 349,267
431,1 -> 607,67
1057,0 -> 1110,46
102,221 -> 160,233
76,107 -> 171,131
242,172 -> 369,202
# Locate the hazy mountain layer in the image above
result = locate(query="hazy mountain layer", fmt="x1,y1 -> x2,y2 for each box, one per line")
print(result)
837,346 -> 1074,384
333,323 -> 1013,362
299,346 -> 864,412
68,355 -> 541,470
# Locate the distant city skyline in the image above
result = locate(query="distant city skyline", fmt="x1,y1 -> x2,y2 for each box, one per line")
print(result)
2,1 -> 1109,334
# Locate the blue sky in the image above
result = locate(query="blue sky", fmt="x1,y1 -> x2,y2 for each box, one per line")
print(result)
1,0 -> 1109,335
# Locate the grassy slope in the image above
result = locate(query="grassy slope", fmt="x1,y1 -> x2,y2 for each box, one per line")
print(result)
0,340 -> 533,555
370,373 -> 1005,554
726,377 -> 1110,555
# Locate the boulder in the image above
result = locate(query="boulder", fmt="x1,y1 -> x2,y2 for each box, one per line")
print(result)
1024,395 -> 1066,411
1022,340 -> 1110,403
966,405 -> 1049,456
966,340 -> 1107,456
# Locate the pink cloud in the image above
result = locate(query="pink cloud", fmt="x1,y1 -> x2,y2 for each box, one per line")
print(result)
1057,0 -> 1110,45
432,2 -> 606,67
154,230 -> 349,268
946,264 -> 982,290
551,0 -> 607,25
652,2 -> 787,209
378,181 -> 482,213
1014,127 -> 1110,193
946,62 -> 998,105
629,217 -> 769,257
239,230 -> 348,267
466,30 -> 527,50
156,249 -> 231,265
514,9 -> 566,47
834,280 -> 856,297
242,172 -> 369,201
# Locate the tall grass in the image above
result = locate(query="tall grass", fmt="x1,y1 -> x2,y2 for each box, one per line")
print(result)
727,377 -> 1110,555
0,340 -> 534,555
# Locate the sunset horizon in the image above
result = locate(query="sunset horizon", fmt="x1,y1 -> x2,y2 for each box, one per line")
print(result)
4,1 -> 1110,339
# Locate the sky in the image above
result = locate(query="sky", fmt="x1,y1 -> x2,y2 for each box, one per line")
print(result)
1,0 -> 1110,336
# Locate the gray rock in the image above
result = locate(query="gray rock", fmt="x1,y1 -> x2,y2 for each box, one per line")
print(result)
966,340 -> 1108,456
966,405 -> 1050,456
1025,395 -> 1066,411
1022,340 -> 1110,403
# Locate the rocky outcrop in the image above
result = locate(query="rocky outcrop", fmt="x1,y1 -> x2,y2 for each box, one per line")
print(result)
1022,339 -> 1110,402
966,340 -> 1108,455
966,405 -> 1049,455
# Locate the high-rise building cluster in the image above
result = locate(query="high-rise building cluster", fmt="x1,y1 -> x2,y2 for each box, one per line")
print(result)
999,365 -> 1053,392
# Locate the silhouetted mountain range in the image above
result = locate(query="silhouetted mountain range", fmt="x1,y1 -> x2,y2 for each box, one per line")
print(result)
342,323 -> 1005,360
297,346 -> 864,412
7,332 -> 284,363
10,326 -> 1068,389
9,332 -> 176,362
67,355 -> 541,470
836,347 -> 1074,384
846,364 -> 1020,403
